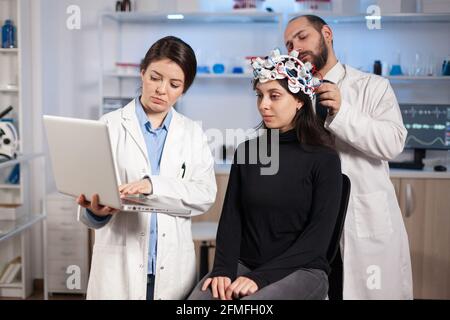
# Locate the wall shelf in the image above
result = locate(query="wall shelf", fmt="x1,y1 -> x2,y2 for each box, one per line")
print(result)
103,72 -> 139,78
0,153 -> 44,170
0,88 -> 19,93
103,71 -> 450,82
103,72 -> 253,79
0,48 -> 18,54
387,76 -> 450,81
195,74 -> 450,81
102,11 -> 450,24
101,11 -> 282,24
0,214 -> 45,242
0,281 -> 22,288
288,12 -> 450,24
0,184 -> 21,189
197,73 -> 252,79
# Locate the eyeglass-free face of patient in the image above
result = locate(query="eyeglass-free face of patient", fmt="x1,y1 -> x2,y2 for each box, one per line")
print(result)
188,73 -> 342,300
255,80 -> 304,133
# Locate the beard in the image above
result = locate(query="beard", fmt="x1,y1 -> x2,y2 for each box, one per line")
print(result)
299,35 -> 329,72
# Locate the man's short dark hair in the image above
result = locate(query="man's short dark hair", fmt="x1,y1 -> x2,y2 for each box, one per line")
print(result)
289,14 -> 328,33
289,15 -> 332,45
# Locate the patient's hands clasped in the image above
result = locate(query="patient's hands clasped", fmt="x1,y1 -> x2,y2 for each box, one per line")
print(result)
202,276 -> 259,300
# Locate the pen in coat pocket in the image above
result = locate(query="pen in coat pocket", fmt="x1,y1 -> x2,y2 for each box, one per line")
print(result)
181,162 -> 186,178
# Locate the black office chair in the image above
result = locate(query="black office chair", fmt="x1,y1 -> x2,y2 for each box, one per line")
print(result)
327,174 -> 351,300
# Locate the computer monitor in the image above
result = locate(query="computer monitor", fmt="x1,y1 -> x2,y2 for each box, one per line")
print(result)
402,104 -> 450,150
390,104 -> 450,170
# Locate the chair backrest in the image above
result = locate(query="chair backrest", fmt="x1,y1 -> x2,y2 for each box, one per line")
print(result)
326,174 -> 351,263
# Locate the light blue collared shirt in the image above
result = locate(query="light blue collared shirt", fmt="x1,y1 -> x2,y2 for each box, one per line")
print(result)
135,97 -> 172,275
85,96 -> 172,275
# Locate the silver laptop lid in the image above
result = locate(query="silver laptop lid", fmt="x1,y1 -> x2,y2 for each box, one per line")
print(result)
43,115 -> 122,209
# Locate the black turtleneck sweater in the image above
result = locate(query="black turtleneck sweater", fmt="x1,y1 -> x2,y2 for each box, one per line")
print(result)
209,129 -> 342,289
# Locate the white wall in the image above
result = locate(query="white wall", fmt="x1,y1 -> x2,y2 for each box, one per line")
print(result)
33,0 -> 450,279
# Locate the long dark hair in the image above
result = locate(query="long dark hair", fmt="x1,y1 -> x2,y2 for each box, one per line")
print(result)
140,36 -> 197,93
254,78 -> 334,148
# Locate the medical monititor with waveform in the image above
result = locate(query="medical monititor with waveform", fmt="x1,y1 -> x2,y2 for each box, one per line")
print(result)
400,104 -> 450,150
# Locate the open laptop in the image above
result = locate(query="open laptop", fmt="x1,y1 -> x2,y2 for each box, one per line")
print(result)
43,115 -> 190,215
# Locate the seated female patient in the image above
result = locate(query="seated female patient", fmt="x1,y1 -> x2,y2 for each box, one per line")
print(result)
188,49 -> 342,300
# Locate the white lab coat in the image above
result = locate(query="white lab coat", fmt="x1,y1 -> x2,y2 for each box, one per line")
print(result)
323,63 -> 413,299
78,99 -> 217,300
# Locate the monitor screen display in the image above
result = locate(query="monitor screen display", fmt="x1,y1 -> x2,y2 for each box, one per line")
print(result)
400,104 -> 450,150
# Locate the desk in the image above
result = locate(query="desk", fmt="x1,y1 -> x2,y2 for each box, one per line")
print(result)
191,222 -> 218,279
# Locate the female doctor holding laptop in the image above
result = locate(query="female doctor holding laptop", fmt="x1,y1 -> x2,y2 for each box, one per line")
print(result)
76,36 -> 217,300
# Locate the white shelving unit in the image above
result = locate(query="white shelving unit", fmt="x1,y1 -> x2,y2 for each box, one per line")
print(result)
0,0 -> 46,299
98,10 -> 450,115
98,11 -> 284,117
96,9 -> 450,166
